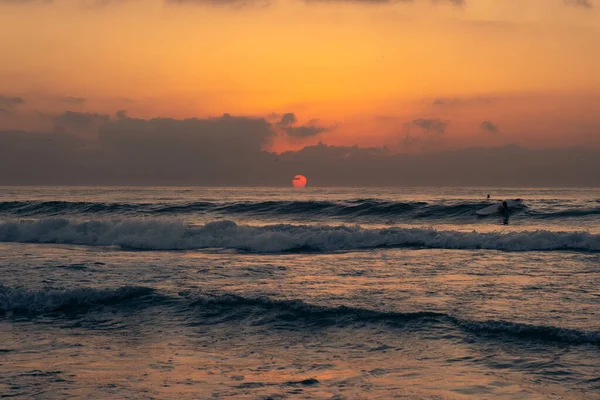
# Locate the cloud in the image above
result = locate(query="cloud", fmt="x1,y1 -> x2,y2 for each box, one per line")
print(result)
53,111 -> 111,135
59,96 -> 87,105
166,0 -> 270,7
481,120 -> 499,133
284,124 -> 328,138
98,112 -> 275,155
0,0 -> 462,6
282,141 -> 389,161
303,0 -> 392,3
0,0 -> 49,3
281,118 -> 330,138
402,133 -> 421,146
565,0 -> 593,8
0,130 -> 89,185
0,108 -> 11,115
433,0 -> 464,5
261,143 -> 600,187
0,113 -> 278,185
411,118 -> 448,134
432,97 -> 493,107
0,0 -> 589,6
0,95 -> 24,108
0,0 -> 132,7
1,120 -> 599,186
274,113 -> 329,138
0,0 -> 86,3
277,112 -> 297,127
300,0 -> 465,5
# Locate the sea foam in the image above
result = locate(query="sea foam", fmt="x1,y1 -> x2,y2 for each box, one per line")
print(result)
0,218 -> 598,253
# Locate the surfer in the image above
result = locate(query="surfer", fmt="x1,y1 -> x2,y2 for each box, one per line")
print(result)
487,194 -> 490,199
502,201 -> 510,225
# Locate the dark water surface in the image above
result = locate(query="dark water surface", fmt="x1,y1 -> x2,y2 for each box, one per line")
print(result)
1,187 -> 599,399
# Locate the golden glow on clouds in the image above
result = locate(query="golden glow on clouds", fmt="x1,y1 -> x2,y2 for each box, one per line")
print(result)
0,0 -> 599,150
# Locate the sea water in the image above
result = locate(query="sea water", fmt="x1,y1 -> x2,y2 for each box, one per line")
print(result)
0,186 -> 598,399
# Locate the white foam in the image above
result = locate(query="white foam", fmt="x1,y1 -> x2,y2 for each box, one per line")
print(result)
0,218 -> 598,253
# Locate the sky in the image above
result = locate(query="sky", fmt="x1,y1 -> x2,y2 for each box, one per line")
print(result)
0,0 -> 599,185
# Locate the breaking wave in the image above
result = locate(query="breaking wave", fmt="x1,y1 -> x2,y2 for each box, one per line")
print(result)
0,218 -> 598,253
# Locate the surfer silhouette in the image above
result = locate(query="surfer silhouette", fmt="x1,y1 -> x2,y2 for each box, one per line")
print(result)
502,201 -> 510,225
487,194 -> 490,199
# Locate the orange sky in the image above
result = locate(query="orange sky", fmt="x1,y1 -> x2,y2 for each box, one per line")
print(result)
0,0 -> 599,152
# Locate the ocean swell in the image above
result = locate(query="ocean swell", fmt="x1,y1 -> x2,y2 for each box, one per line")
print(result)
3,287 -> 598,346
0,218 -> 598,253
0,199 -> 505,220
183,293 -> 600,346
4,199 -> 600,222
0,285 -> 157,314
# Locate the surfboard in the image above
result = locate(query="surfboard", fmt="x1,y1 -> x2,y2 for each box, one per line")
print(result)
476,199 -> 522,216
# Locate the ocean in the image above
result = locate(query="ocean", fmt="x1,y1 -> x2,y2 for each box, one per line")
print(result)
0,186 -> 598,399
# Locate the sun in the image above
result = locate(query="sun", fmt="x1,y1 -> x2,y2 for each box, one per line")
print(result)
292,175 -> 307,188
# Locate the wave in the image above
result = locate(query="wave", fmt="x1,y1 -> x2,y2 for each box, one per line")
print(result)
0,218 -> 598,253
0,200 -> 213,216
0,285 -> 157,314
0,200 -> 219,217
183,293 -> 600,346
0,199 -> 508,220
528,208 -> 600,219
3,199 -> 600,223
5,286 -> 597,346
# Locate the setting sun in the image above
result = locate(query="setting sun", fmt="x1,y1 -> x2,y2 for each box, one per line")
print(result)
292,175 -> 307,188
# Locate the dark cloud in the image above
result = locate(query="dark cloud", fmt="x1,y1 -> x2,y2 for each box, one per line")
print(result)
402,133 -> 421,146
1,111 -> 599,186
301,0 -> 464,4
255,143 -> 600,187
433,0 -> 464,5
282,141 -> 389,161
166,0 -> 269,6
303,0 -> 392,3
53,111 -> 110,135
565,0 -> 592,8
0,130 -> 89,185
277,112 -> 297,127
59,96 -> 87,105
0,113 -> 277,185
95,113 -> 276,184
98,113 -> 274,154
274,113 -> 329,138
282,118 -> 330,138
0,95 -> 24,108
0,0 -> 130,6
0,121 -> 599,186
0,0 -> 589,6
284,125 -> 328,138
432,97 -> 493,107
0,0 -> 49,3
411,118 -> 448,134
116,110 -> 128,120
481,120 -> 499,133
